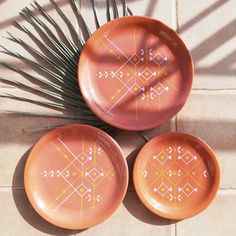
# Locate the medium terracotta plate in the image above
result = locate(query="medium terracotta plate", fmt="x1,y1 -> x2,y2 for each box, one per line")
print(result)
133,132 -> 220,219
24,124 -> 128,229
78,16 -> 193,131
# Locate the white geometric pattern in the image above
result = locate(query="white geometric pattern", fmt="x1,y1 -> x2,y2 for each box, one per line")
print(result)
41,170 -> 69,178
47,138 -> 107,212
85,167 -> 104,181
153,183 -> 172,197
77,152 -> 92,165
77,183 -> 92,197
96,32 -> 169,113
178,183 -> 197,197
151,83 -> 169,96
144,145 -> 201,203
178,151 -> 197,164
153,151 -> 171,164
149,50 -> 168,65
138,68 -> 157,81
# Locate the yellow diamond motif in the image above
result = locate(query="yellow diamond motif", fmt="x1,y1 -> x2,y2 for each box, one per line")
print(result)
92,172 -> 97,176
161,187 -> 166,192
79,187 -> 85,193
133,86 -> 139,92
185,156 -> 190,160
132,56 -> 138,62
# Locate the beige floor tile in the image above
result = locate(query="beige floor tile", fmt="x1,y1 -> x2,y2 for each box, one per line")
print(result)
178,0 -> 236,88
80,0 -> 175,34
0,88 -> 71,114
75,191 -> 174,236
128,0 -> 175,29
177,91 -> 236,188
0,188 -> 77,236
115,131 -> 146,157
115,131 -> 146,190
0,0 -> 78,88
141,119 -> 176,140
0,113 -> 74,187
120,121 -> 176,191
176,190 -> 236,236
0,88 -> 77,187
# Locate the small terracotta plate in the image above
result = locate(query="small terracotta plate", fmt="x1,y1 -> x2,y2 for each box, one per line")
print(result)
133,132 -> 220,219
78,16 -> 193,131
24,124 -> 128,229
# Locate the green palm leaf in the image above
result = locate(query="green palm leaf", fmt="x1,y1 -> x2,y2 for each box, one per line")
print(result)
0,0 -> 133,136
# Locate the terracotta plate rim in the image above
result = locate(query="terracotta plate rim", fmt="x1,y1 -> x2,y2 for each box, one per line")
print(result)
78,15 -> 194,131
24,124 -> 129,229
133,132 -> 220,220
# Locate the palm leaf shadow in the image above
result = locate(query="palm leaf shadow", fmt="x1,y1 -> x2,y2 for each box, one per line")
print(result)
0,0 -> 133,136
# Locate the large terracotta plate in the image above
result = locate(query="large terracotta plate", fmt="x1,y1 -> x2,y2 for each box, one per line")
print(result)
24,124 -> 128,229
78,16 -> 193,131
133,132 -> 220,219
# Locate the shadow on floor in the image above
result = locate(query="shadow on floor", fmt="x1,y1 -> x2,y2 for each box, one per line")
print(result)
123,147 -> 179,226
12,148 -> 86,235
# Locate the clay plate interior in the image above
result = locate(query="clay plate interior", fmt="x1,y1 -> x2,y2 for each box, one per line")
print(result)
24,124 -> 128,229
78,16 -> 193,131
133,132 -> 220,219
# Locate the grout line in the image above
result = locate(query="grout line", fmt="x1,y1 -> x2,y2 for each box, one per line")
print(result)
175,220 -> 177,236
172,0 -> 179,33
0,186 -> 24,190
192,88 -> 236,91
219,187 -> 236,190
175,115 -> 178,131
219,189 -> 236,195
172,0 -> 178,32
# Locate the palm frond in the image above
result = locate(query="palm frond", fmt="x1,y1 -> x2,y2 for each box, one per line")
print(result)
106,0 -> 111,22
31,0 -> 80,51
0,0 -> 133,136
111,0 -> 119,19
69,0 -> 91,42
91,0 -> 101,29
5,110 -> 102,122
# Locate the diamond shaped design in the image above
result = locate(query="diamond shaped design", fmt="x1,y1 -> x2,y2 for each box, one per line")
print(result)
77,183 -> 91,197
178,151 -> 197,164
152,83 -> 169,95
130,83 -> 143,95
154,183 -> 171,197
139,68 -> 156,81
179,183 -> 197,197
130,54 -> 141,65
152,52 -> 167,65
86,167 -> 104,181
77,152 -> 92,165
166,162 -> 185,184
153,151 -> 171,164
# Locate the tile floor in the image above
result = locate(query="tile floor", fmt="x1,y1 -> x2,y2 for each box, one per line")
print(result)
0,0 -> 235,235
